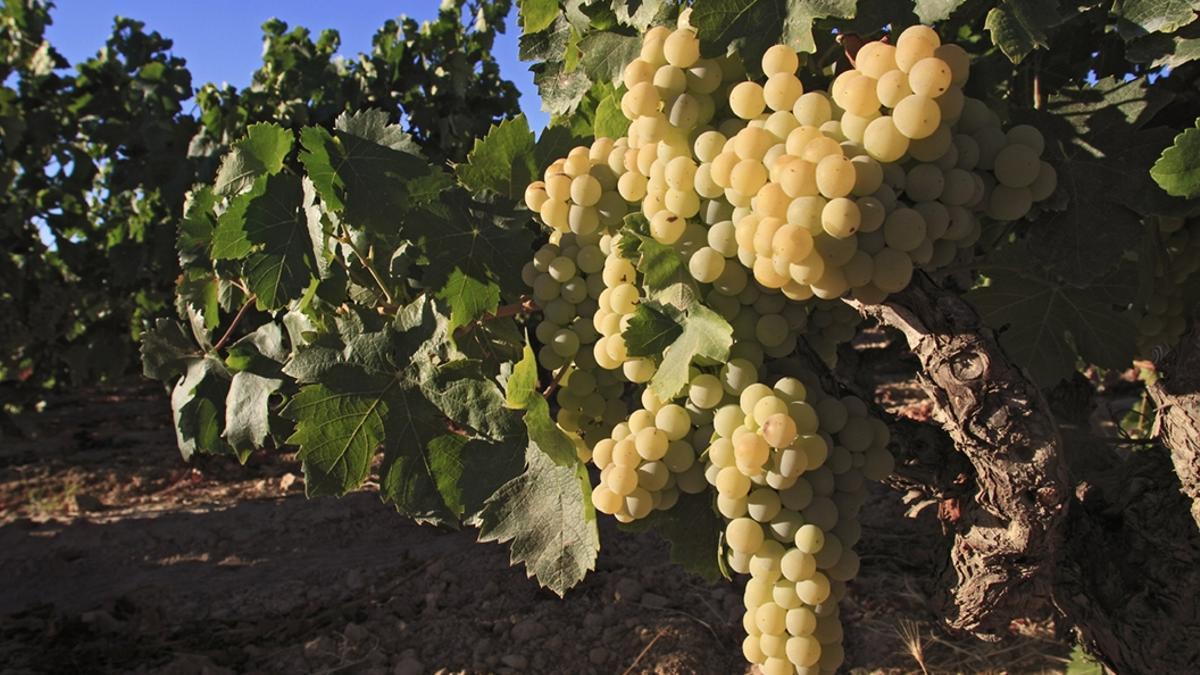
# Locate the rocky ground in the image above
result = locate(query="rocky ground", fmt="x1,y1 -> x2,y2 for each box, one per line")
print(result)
0,336 -> 1073,674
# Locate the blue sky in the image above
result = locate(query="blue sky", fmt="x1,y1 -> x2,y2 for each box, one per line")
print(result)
44,0 -> 549,130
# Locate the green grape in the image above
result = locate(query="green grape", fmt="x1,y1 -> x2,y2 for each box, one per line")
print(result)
730,81 -> 766,120
892,95 -> 941,139
689,246 -> 727,283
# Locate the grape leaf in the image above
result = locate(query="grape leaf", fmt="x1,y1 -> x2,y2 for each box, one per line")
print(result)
456,114 -> 538,201
171,356 -> 233,461
477,444 -> 600,597
614,0 -> 672,29
691,0 -> 855,66
621,492 -> 723,582
141,319 -> 201,382
429,434 -> 525,522
578,31 -> 641,85
533,61 -> 593,117
1151,119 -> 1200,199
651,302 -> 733,400
623,301 -> 683,358
405,192 -> 533,300
520,0 -> 559,34
968,261 -> 1137,387
1015,104 -> 1178,283
1044,76 -> 1173,137
423,360 -> 524,442
594,91 -> 631,139
505,340 -> 579,466
214,122 -> 293,196
913,0 -> 965,23
984,0 -> 1065,63
223,371 -> 281,457
239,174 -> 321,311
1111,0 -> 1199,40
299,110 -> 451,233
437,268 -> 502,334
534,124 -> 586,173
1126,22 -> 1200,68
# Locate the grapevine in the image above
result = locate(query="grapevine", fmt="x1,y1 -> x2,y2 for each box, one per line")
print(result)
521,15 -> 1056,674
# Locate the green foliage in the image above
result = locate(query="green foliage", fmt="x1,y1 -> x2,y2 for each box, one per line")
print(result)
621,491 -> 725,582
1151,118 -> 1200,198
0,0 -> 521,406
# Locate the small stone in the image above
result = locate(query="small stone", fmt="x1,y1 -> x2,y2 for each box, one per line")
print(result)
392,656 -> 424,675
641,592 -> 669,608
588,647 -> 609,665
345,569 -> 364,590
614,577 -> 643,602
303,635 -> 334,660
510,619 -> 545,643
500,654 -> 528,670
344,623 -> 370,643
280,473 -> 297,491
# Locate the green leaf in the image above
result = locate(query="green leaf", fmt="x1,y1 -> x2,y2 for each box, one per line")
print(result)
984,0 -> 1065,63
505,339 -> 541,408
1151,119 -> 1200,199
428,434 -> 525,522
405,192 -> 534,300
224,371 -> 282,458
913,0 -> 965,23
520,0 -> 559,34
504,339 -> 577,466
534,124 -> 586,173
299,110 -> 451,232
171,356 -> 233,461
623,302 -> 683,358
614,0 -> 671,30
1065,645 -> 1105,675
437,268 -> 502,334
214,122 -> 294,196
1112,0 -> 1199,40
533,60 -> 593,116
1126,24 -> 1200,68
621,492 -> 723,581
578,32 -> 641,85
141,319 -> 200,382
456,114 -> 538,200
423,360 -> 524,442
477,445 -> 600,596
593,91 -> 631,139
651,302 -> 733,400
968,261 -> 1137,387
1016,103 -> 1179,283
242,174 -> 321,311
691,0 -> 855,66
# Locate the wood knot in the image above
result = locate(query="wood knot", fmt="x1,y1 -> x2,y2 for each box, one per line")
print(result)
950,350 -> 986,381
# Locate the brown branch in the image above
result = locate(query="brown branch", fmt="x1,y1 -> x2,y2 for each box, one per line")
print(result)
1145,325 -> 1200,530
848,273 -> 1070,638
210,295 -> 257,353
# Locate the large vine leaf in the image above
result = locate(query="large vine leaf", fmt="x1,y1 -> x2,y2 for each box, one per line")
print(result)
299,110 -> 451,233
623,301 -> 684,358
519,0 -> 560,34
1111,0 -> 1200,40
456,114 -> 538,201
621,492 -> 724,582
984,0 -> 1065,63
650,299 -> 733,400
578,31 -> 641,85
1151,119 -> 1200,199
969,258 -> 1137,387
691,0 -> 855,66
477,444 -> 600,597
213,122 -> 293,196
437,268 -> 502,334
171,355 -> 234,461
223,371 -> 282,457
913,0 -> 965,23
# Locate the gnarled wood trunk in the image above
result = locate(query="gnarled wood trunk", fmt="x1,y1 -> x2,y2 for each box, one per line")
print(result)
850,275 -> 1200,674
1146,328 -> 1200,530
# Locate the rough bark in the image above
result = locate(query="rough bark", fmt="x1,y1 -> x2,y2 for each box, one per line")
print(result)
850,275 -> 1070,636
1146,327 -> 1200,530
849,274 -> 1200,674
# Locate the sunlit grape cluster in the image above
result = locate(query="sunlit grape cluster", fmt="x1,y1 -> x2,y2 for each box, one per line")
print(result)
521,16 -> 1057,674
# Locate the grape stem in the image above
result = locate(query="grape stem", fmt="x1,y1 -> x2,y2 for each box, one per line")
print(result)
542,360 -> 572,398
210,294 -> 257,353
454,297 -> 538,340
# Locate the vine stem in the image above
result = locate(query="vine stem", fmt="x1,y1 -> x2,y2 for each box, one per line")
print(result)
337,232 -> 395,307
542,360 -> 572,399
211,295 -> 257,353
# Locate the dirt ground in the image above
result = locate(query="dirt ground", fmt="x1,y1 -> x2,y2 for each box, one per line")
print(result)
0,338 -> 1073,675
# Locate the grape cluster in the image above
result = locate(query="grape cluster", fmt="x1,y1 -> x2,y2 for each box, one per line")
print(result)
1137,216 -> 1200,358
521,18 -> 1057,674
